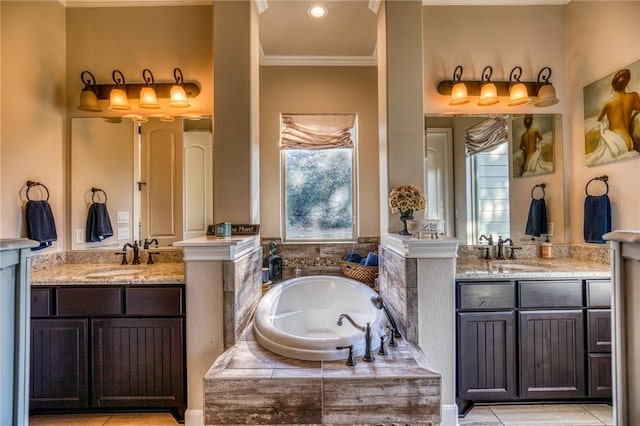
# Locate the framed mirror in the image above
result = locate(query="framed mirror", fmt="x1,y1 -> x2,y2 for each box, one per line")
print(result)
425,114 -> 565,245
70,117 -> 213,250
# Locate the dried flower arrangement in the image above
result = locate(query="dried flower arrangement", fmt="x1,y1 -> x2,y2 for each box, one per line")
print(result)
388,184 -> 426,214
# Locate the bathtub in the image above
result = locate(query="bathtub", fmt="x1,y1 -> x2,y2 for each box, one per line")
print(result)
253,275 -> 385,361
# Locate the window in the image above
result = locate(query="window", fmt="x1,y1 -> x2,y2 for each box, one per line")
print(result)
468,141 -> 510,243
280,114 -> 356,241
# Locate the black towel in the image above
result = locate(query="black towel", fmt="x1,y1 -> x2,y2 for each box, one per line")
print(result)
25,200 -> 57,250
525,198 -> 548,238
85,202 -> 114,242
584,195 -> 611,244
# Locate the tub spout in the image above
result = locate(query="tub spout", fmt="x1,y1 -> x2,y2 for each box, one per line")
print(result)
371,296 -> 402,338
336,313 -> 365,332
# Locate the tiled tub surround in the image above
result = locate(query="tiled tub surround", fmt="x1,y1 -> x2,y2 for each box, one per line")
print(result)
204,329 -> 441,426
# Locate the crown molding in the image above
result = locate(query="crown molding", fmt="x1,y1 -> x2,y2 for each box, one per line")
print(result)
423,0 -> 570,5
260,44 -> 377,67
62,0 -> 212,7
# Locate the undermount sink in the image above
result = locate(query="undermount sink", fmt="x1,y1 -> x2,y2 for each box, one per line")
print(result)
85,266 -> 148,278
489,261 -> 556,272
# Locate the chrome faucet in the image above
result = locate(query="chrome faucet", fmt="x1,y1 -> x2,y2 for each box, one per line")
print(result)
123,241 -> 141,265
336,314 -> 365,332
496,236 -> 513,260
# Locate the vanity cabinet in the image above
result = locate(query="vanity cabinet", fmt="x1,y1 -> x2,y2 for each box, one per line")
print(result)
456,278 -> 611,412
29,284 -> 186,420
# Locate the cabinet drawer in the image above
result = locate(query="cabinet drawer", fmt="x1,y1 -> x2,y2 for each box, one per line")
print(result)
31,288 -> 52,317
57,287 -> 122,316
588,309 -> 612,353
458,281 -> 515,310
587,280 -> 612,308
125,287 -> 183,316
519,280 -> 583,308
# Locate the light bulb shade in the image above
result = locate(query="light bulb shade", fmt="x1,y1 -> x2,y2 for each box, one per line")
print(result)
478,82 -> 499,106
508,82 -> 531,106
108,88 -> 131,110
449,82 -> 469,105
535,84 -> 559,107
78,88 -> 101,112
139,86 -> 160,109
169,85 -> 190,108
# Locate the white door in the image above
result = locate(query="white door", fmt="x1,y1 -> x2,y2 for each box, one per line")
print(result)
425,128 -> 455,236
183,129 -> 213,240
139,120 -> 183,246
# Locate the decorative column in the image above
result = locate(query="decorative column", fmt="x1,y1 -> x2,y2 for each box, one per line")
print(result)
604,231 -> 640,426
379,233 -> 461,426
174,235 -> 261,426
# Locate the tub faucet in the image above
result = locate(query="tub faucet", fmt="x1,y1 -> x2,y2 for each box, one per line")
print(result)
122,241 -> 140,265
336,314 -> 365,332
362,322 -> 375,362
371,296 -> 401,339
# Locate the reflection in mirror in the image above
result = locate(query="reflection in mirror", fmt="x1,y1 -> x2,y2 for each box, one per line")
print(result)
70,117 -> 213,250
425,114 -> 565,246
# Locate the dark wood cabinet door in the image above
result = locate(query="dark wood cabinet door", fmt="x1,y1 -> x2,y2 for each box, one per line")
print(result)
588,309 -> 612,353
589,354 -> 612,398
519,310 -> 585,399
458,311 -> 517,401
30,319 -> 89,409
92,318 -> 185,417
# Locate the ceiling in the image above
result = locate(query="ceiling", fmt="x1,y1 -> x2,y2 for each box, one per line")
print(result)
63,0 -> 572,66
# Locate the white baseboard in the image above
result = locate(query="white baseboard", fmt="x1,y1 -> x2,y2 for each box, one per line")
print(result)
184,408 -> 204,426
441,403 -> 459,426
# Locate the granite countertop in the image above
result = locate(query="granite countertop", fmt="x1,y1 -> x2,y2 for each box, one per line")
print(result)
456,257 -> 611,280
30,262 -> 185,285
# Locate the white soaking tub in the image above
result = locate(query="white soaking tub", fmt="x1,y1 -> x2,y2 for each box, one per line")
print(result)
253,275 -> 385,361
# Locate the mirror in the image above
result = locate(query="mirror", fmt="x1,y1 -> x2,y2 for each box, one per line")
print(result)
425,114 -> 565,245
70,117 -> 213,250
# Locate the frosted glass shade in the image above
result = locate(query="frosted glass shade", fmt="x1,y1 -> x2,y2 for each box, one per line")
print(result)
508,82 -> 531,106
139,86 -> 160,109
449,82 -> 469,105
169,85 -> 190,108
535,84 -> 559,107
78,89 -> 101,112
108,88 -> 131,110
478,82 -> 499,106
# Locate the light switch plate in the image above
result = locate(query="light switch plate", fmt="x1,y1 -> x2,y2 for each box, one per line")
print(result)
76,229 -> 84,244
117,211 -> 130,224
117,227 -> 130,240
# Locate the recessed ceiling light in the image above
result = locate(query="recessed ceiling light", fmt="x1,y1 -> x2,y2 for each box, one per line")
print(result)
308,5 -> 328,19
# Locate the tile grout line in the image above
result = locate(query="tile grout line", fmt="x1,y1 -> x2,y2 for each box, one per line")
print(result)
487,406 -> 506,426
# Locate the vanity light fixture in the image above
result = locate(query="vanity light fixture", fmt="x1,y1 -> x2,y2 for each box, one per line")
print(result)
76,68 -> 200,113
437,65 -> 560,107
169,68 -> 190,108
77,71 -> 102,112
139,69 -> 160,109
108,70 -> 131,111
449,65 -> 469,105
478,66 -> 499,106
534,67 -> 559,107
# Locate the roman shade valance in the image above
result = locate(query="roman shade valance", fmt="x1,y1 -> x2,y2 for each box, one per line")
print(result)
465,116 -> 508,156
280,113 -> 356,150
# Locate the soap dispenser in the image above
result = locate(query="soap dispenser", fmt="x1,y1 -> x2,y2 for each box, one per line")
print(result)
541,235 -> 554,259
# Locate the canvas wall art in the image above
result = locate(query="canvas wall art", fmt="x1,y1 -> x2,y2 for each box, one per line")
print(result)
583,59 -> 640,166
511,114 -> 555,178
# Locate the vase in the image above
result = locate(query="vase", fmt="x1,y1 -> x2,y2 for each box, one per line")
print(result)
398,209 -> 414,235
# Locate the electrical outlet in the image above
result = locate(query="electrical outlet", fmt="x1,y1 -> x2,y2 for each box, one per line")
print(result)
76,229 -> 84,244
117,211 -> 130,224
117,227 -> 130,240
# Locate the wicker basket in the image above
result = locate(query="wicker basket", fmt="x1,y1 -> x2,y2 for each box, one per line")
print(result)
339,261 -> 378,287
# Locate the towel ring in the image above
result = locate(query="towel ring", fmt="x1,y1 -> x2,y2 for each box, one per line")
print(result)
531,183 -> 546,200
585,175 -> 609,196
91,187 -> 108,203
26,180 -> 50,201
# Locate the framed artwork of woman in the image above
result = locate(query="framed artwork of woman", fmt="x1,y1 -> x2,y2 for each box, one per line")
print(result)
583,60 -> 640,166
511,114 -> 555,178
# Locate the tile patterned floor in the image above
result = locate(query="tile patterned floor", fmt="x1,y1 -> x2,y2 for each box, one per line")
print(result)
28,404 -> 613,425
460,404 -> 613,426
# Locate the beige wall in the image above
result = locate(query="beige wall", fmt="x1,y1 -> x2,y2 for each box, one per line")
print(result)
1,1 -> 66,249
259,66 -> 379,239
566,1 -> 640,243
